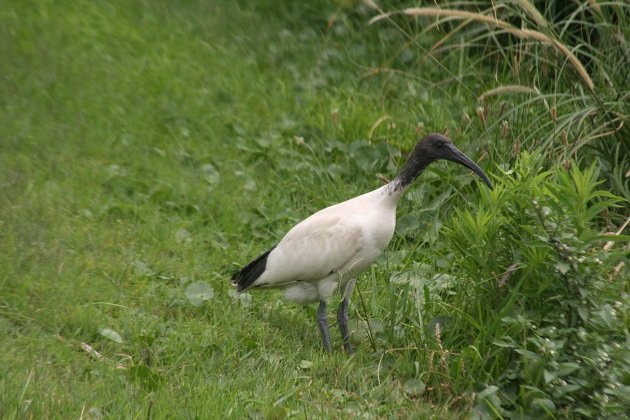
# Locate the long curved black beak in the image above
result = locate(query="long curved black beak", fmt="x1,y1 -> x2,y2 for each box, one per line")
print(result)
444,145 -> 493,190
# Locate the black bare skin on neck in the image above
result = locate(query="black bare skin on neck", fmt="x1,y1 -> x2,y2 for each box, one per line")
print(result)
394,150 -> 433,190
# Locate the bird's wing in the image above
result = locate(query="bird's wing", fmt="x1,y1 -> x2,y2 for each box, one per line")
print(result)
251,211 -> 366,288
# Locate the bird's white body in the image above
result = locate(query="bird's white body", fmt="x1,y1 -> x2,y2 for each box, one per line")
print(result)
251,184 -> 404,304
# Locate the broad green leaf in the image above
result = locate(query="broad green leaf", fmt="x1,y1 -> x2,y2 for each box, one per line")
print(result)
403,378 -> 426,397
493,336 -> 517,348
100,327 -> 123,344
533,398 -> 556,413
555,262 -> 570,275
543,370 -> 557,384
133,259 -> 153,276
175,228 -> 191,243
389,270 -> 426,289
299,360 -> 313,370
201,163 -> 220,185
265,406 -> 286,420
558,362 -> 580,376
515,349 -> 541,360
185,281 -> 215,306
477,385 -> 499,400
395,214 -> 421,236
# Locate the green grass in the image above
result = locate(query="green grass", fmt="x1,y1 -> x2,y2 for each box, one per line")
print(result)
0,1 -> 463,417
1,1 -> 628,418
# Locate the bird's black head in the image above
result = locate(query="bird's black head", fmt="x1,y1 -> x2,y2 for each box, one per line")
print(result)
412,133 -> 456,161
400,133 -> 493,190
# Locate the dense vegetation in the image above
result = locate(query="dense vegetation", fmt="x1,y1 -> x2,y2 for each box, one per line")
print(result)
1,0 -> 627,418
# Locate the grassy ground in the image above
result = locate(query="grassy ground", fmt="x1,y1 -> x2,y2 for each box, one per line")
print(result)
0,1 -> 464,418
2,1 -> 628,418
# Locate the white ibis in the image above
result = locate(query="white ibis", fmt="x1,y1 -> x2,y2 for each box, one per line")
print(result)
232,133 -> 493,353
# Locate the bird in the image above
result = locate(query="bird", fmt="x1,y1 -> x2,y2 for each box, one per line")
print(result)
232,133 -> 493,353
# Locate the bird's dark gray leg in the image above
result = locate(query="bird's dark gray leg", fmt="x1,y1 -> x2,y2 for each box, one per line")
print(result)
317,301 -> 332,352
337,298 -> 353,354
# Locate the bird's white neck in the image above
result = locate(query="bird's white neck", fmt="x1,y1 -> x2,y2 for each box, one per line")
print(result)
364,181 -> 408,207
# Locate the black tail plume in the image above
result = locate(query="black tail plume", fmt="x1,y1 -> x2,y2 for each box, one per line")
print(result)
232,246 -> 275,292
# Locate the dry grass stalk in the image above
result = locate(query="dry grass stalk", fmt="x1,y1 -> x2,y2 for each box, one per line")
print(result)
369,7 -> 595,91
368,114 -> 391,140
478,84 -> 539,101
498,262 -> 519,287
588,0 -> 602,14
476,105 -> 487,126
501,120 -> 510,137
430,19 -> 470,53
362,0 -> 380,11
611,261 -> 625,280
81,342 -> 105,361
603,215 -> 630,251
513,0 -> 548,28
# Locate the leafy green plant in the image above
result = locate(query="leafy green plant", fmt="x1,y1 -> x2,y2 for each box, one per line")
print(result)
390,152 -> 629,417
